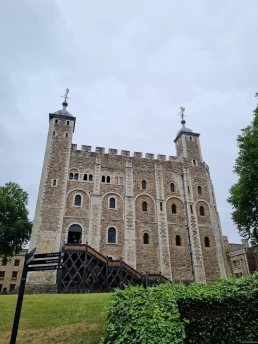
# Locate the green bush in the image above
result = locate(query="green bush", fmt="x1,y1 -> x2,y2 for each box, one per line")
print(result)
101,284 -> 185,344
177,273 -> 258,343
101,273 -> 258,344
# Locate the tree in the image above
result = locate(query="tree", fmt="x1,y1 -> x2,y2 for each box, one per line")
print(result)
228,93 -> 258,245
0,182 -> 32,263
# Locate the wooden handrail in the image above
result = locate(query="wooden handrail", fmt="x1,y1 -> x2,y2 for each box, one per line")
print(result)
121,261 -> 142,279
63,243 -> 169,284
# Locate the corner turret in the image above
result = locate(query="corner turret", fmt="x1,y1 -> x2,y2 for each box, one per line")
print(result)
174,107 -> 203,162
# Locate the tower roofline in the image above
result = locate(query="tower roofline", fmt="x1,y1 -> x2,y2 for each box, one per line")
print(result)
174,131 -> 200,143
49,113 -> 76,131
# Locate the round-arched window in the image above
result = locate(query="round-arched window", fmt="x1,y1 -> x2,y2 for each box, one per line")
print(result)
143,233 -> 149,245
175,235 -> 181,246
109,197 -> 116,209
67,224 -> 82,244
200,206 -> 205,216
108,227 -> 116,243
204,236 -> 210,247
142,201 -> 147,211
74,194 -> 82,206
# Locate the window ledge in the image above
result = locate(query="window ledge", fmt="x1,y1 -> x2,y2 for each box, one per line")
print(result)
105,243 -> 118,245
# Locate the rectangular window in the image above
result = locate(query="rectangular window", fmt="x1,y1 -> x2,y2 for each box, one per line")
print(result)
190,205 -> 193,214
0,284 -> 2,292
14,260 -> 20,267
160,202 -> 163,211
0,271 -> 5,278
187,186 -> 190,193
10,284 -> 15,292
12,271 -> 18,279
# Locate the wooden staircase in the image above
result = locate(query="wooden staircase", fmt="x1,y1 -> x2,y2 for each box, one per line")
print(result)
58,243 -> 170,293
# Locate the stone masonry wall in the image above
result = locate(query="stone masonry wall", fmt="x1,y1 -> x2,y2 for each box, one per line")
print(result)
28,115 -> 75,289
30,114 -> 228,289
59,139 -> 228,282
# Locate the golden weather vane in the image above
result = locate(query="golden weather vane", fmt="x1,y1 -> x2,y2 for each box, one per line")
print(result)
61,88 -> 71,103
178,106 -> 186,121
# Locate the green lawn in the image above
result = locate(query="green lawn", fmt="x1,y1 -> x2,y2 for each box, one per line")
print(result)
0,293 -> 110,344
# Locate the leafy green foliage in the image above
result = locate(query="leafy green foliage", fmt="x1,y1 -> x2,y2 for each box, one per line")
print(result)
0,182 -> 32,263
102,273 -> 258,343
177,274 -> 258,343
228,93 -> 258,245
101,284 -> 185,344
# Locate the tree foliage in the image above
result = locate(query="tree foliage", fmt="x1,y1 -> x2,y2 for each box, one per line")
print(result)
0,182 -> 32,263
228,93 -> 258,245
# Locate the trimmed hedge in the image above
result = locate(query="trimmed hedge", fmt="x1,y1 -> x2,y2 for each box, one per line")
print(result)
101,284 -> 185,344
101,273 -> 258,344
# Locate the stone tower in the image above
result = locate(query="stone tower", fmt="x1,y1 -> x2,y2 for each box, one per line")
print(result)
28,100 -> 228,292
27,99 -> 76,291
174,116 -> 227,281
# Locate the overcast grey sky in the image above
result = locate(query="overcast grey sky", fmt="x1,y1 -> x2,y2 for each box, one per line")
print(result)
1,0 -> 257,243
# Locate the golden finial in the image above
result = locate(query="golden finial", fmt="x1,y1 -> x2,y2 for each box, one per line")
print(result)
61,88 -> 71,103
178,106 -> 185,121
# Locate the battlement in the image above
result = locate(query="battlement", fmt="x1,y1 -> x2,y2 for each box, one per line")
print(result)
71,144 -> 178,161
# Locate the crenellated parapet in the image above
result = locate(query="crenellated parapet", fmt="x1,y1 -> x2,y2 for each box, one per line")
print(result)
71,144 -> 179,162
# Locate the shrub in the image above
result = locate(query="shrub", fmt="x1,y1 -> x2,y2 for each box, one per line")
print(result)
177,273 -> 258,343
101,273 -> 258,344
101,284 -> 185,344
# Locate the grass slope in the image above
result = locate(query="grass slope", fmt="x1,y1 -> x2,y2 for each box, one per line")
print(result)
0,294 -> 110,344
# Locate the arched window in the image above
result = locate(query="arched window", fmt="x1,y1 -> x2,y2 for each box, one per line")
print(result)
115,177 -> 118,184
83,174 -> 87,181
107,176 -> 110,183
74,173 -> 79,180
102,176 -> 106,183
200,206 -> 205,216
172,204 -> 177,214
55,119 -> 58,124
198,186 -> 202,195
120,177 -> 123,184
108,227 -> 116,243
69,173 -> 73,180
67,224 -> 82,244
67,121 -> 70,125
204,237 -> 210,247
175,235 -> 181,246
170,183 -> 175,192
89,174 -> 93,181
193,159 -> 196,165
189,136 -> 192,141
143,233 -> 149,245
142,180 -> 146,189
109,197 -> 116,209
65,133 -> 68,138
52,179 -> 57,186
53,131 -> 56,136
74,195 -> 82,206
142,201 -> 147,211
